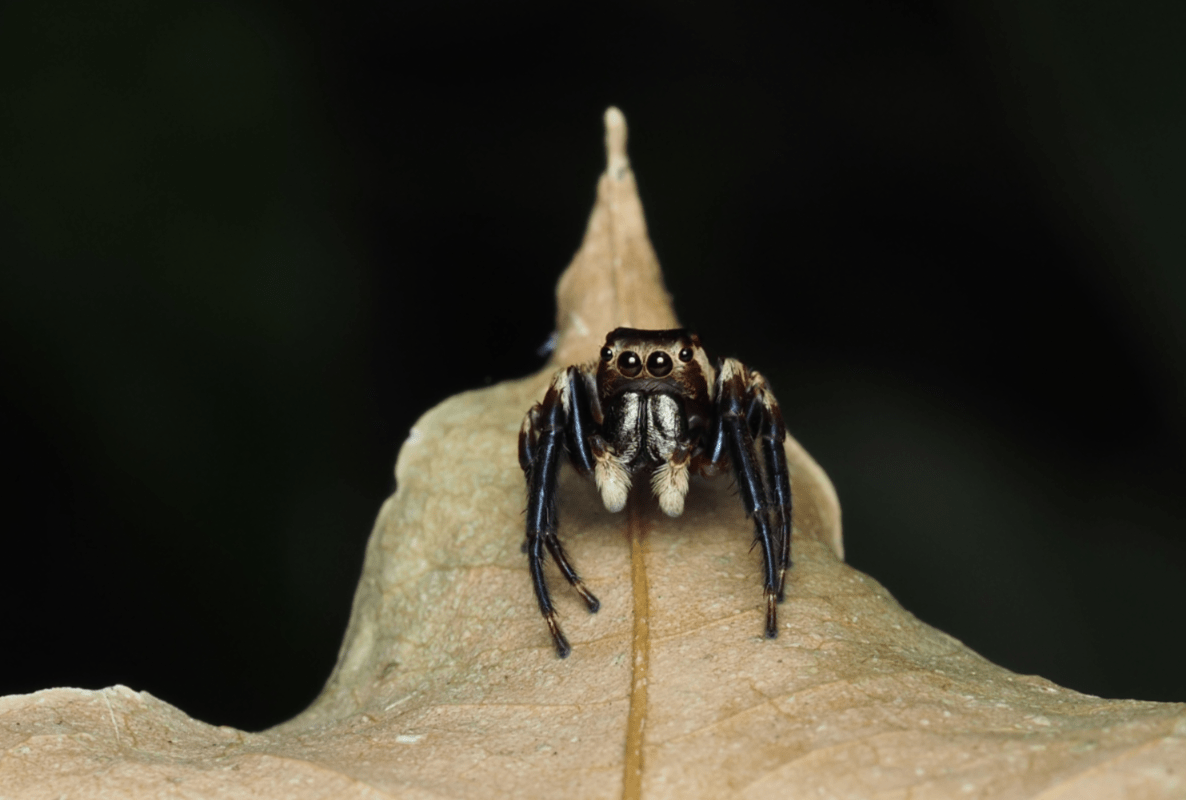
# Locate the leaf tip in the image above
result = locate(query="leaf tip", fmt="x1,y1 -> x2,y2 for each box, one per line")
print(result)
604,106 -> 629,179
551,107 -> 677,367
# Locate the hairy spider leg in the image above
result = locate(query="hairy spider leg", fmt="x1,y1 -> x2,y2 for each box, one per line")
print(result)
519,370 -> 601,658
713,359 -> 782,639
745,372 -> 792,601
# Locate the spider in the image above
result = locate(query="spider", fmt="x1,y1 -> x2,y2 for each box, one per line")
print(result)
519,327 -> 792,657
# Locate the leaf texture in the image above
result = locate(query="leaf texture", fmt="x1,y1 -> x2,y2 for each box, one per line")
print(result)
2,108 -> 1184,800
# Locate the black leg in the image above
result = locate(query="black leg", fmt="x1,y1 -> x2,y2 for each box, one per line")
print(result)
544,534 -> 600,612
522,374 -> 600,658
747,379 -> 792,601
518,407 -> 540,475
524,387 -> 568,656
715,360 -> 781,639
527,534 -> 569,657
564,367 -> 599,474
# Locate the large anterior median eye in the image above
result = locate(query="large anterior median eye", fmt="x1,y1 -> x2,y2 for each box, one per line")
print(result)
618,351 -> 642,377
646,351 -> 673,377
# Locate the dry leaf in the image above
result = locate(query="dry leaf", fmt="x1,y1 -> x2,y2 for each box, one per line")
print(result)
2,108 -> 1184,799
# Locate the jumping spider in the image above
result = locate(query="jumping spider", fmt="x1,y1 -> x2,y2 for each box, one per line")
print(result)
519,327 -> 792,657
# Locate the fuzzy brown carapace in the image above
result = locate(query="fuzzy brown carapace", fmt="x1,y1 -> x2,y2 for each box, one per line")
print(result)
519,327 -> 792,657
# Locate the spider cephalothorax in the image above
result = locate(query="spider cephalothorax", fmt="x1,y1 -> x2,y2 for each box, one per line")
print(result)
519,327 -> 792,657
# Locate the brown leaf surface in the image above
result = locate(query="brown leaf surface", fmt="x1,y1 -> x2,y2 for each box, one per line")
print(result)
3,108 -> 1184,799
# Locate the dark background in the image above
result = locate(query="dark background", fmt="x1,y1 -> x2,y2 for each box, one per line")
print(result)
3,0 -> 1184,732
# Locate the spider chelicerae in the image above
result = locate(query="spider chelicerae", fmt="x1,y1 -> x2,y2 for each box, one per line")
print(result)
519,327 -> 792,657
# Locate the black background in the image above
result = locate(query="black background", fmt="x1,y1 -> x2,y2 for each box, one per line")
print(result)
3,0 -> 1185,732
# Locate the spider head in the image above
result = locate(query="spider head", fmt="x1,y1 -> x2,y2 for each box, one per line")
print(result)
596,327 -> 714,400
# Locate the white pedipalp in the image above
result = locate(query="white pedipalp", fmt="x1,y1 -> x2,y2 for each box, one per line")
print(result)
651,456 -> 690,517
594,451 -> 631,512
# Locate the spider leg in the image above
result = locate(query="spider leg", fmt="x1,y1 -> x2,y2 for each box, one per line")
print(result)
564,366 -> 599,474
520,369 -> 601,658
522,383 -> 567,655
553,368 -> 602,614
745,371 -> 792,601
714,358 -> 781,639
518,406 -> 541,474
544,535 -> 600,612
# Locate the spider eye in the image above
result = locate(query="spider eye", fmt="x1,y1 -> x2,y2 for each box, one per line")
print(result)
678,347 -> 694,363
617,351 -> 642,377
600,346 -> 614,361
646,351 -> 673,377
